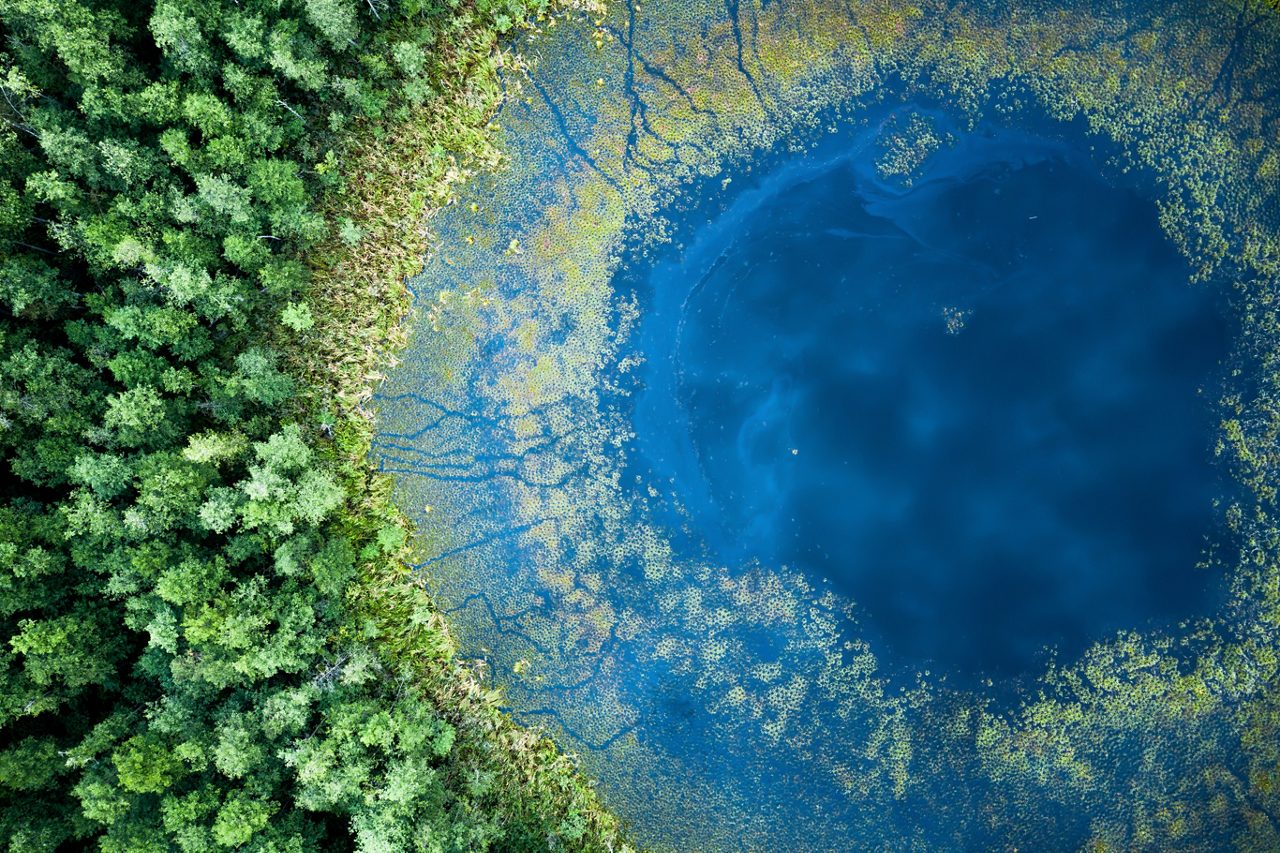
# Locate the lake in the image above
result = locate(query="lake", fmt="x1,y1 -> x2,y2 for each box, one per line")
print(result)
626,111 -> 1230,684
373,0 -> 1280,846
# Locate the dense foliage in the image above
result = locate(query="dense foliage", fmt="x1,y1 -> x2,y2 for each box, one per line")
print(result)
0,0 -> 624,849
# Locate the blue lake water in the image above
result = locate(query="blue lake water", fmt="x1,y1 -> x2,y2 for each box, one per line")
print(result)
627,115 -> 1231,682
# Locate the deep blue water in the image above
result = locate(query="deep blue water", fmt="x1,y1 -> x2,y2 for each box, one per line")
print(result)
628,114 -> 1230,681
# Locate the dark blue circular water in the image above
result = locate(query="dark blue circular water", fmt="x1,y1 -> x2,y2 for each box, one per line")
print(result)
629,115 -> 1230,680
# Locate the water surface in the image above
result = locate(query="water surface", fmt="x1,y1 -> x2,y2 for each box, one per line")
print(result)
628,116 -> 1230,680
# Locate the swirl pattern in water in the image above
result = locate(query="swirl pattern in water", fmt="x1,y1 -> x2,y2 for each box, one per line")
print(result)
373,0 -> 1280,848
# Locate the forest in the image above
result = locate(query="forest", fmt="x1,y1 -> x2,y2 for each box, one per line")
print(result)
0,0 -> 625,849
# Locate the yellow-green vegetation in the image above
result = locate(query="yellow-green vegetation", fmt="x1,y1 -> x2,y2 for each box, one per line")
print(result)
0,0 -> 626,849
874,112 -> 953,186
374,0 -> 1280,847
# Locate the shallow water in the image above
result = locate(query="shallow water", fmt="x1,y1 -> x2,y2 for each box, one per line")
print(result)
627,114 -> 1230,681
